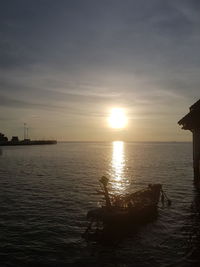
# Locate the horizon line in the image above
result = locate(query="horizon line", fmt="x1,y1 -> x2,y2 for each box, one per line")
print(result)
57,140 -> 192,143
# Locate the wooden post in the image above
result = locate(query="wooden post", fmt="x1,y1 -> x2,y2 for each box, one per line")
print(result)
193,129 -> 200,182
178,99 -> 200,183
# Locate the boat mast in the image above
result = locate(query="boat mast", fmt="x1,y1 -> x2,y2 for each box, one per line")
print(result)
99,176 -> 111,208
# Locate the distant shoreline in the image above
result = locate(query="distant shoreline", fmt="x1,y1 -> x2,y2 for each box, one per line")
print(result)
0,140 -> 57,146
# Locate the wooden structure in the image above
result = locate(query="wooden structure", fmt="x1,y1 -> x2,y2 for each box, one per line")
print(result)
178,99 -> 200,181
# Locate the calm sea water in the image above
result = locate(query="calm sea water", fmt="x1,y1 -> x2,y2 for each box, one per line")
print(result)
0,142 -> 200,266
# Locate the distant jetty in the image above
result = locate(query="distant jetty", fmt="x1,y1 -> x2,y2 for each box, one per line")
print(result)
0,132 -> 57,146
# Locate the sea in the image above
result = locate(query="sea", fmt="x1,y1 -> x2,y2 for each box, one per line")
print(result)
0,142 -> 200,267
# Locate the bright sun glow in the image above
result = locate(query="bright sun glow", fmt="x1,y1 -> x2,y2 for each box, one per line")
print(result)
108,108 -> 127,129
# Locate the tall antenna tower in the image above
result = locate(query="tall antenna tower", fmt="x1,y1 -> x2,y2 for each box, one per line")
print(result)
24,123 -> 26,140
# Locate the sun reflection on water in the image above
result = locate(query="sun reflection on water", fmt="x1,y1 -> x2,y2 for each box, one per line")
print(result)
110,141 -> 129,194
112,141 -> 124,181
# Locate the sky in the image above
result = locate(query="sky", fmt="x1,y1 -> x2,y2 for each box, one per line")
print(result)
0,0 -> 200,141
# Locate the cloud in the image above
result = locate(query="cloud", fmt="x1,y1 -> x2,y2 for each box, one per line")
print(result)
0,94 -> 60,110
0,0 -> 199,140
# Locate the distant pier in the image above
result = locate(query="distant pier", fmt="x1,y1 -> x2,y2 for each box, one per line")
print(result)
0,132 -> 57,146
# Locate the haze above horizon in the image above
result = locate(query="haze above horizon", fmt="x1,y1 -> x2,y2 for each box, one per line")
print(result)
1,0 -> 200,142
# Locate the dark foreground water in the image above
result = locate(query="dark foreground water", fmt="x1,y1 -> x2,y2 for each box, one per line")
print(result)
0,142 -> 200,266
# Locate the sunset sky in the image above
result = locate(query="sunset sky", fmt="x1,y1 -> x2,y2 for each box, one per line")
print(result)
1,0 -> 200,141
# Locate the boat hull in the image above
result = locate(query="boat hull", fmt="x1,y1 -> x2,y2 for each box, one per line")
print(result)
83,184 -> 162,241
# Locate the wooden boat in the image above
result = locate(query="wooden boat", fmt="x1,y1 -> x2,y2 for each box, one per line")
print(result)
83,176 -> 170,241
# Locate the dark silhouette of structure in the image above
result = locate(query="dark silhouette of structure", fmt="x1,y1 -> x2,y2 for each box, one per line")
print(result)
0,132 -> 57,146
0,133 -> 8,142
11,136 -> 19,142
83,177 -> 166,241
178,99 -> 200,182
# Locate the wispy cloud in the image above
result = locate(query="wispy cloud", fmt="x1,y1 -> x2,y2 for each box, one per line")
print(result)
0,0 -> 199,140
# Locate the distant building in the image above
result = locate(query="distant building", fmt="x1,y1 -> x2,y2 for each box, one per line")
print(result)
0,133 -> 8,142
178,99 -> 200,182
11,136 -> 19,142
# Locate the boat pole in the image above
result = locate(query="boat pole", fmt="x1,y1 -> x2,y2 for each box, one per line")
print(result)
99,176 -> 111,208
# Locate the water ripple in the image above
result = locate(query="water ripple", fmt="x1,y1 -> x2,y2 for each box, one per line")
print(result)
0,142 -> 198,266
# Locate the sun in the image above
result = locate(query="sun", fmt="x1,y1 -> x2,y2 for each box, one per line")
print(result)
108,108 -> 128,129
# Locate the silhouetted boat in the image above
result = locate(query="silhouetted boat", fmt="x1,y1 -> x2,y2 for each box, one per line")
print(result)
83,176 -> 171,241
